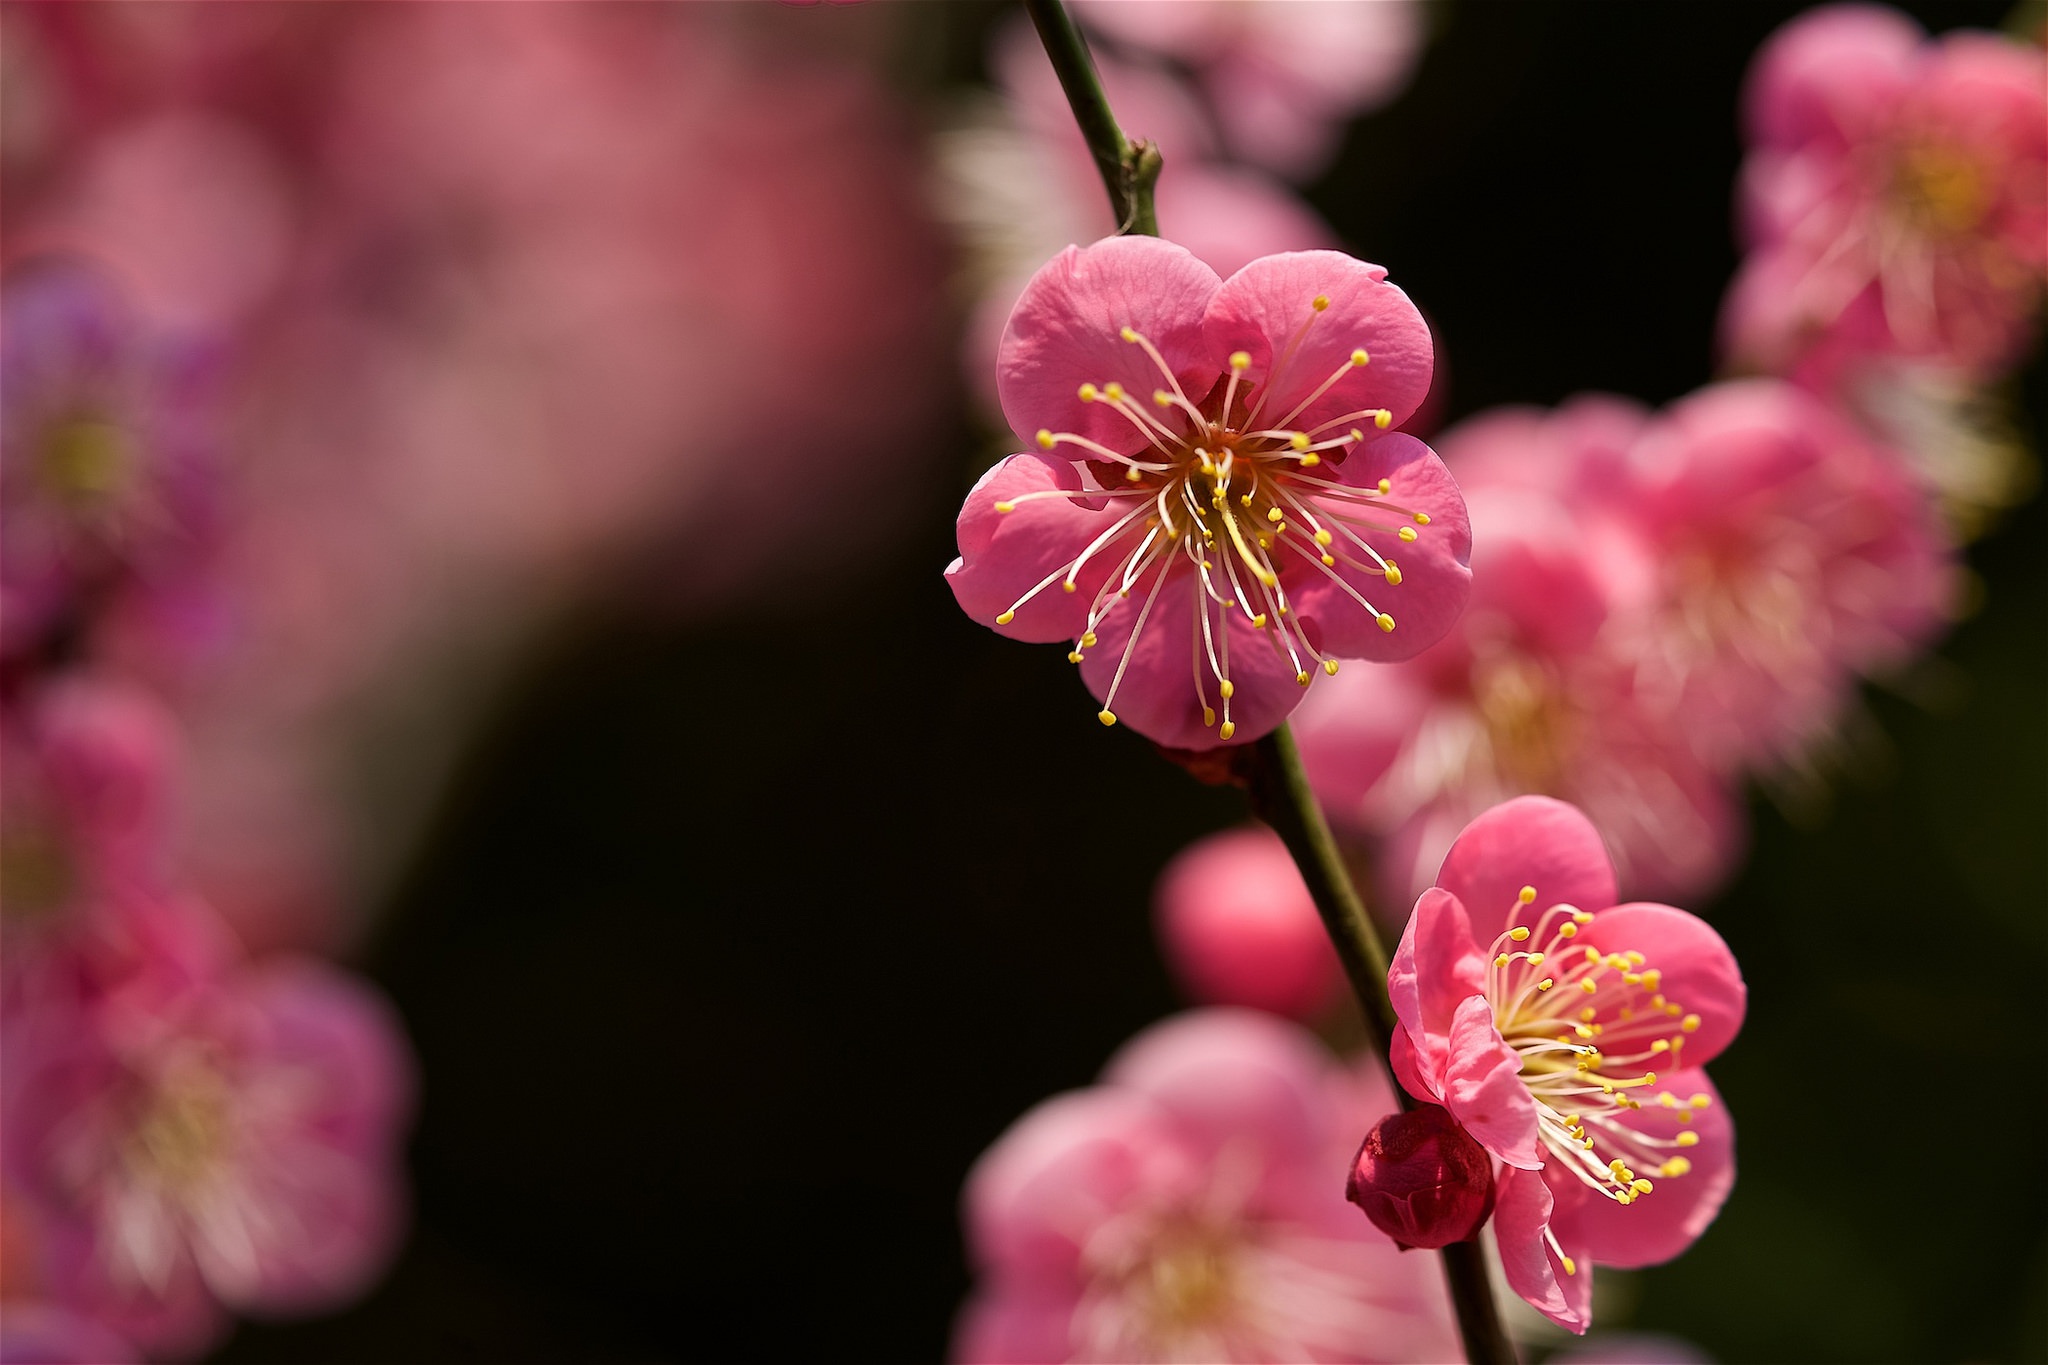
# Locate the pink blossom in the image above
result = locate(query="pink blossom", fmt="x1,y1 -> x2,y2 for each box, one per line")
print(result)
1292,402 -> 1745,905
1723,4 -> 2048,378
1612,379 -> 1956,773
1344,1102 -> 1495,1251
1152,825 -> 1341,1020
1387,797 -> 1744,1333
0,1303 -> 138,1364
1074,0 -> 1426,181
955,1008 -> 1458,1364
3,945 -> 413,1359
948,236 -> 1471,748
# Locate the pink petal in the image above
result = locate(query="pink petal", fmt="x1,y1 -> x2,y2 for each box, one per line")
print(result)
1151,825 -> 1342,1020
1551,1071 -> 1735,1270
1203,250 -> 1433,434
1494,1164 -> 1592,1334
996,237 -> 1222,458
1386,887 -> 1486,1050
1155,165 -> 1339,280
1579,904 -> 1746,1069
1286,431 -> 1472,661
946,453 -> 1129,644
949,1286 -> 1082,1365
1441,994 -> 1541,1170
1435,796 -> 1619,941
1076,564 -> 1308,749
1743,4 -> 1921,151
1101,1007 -> 1333,1169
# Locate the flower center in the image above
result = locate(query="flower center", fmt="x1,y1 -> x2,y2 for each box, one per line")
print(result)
122,1053 -> 232,1195
1891,142 -> 1992,237
1472,653 -> 1574,790
39,412 -> 134,508
990,295 -> 1437,738
0,822 -> 78,923
1482,887 -> 1711,1262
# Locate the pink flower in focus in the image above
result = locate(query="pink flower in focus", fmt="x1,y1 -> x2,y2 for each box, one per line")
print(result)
955,1008 -> 1458,1364
1293,402 -> 1745,906
1074,0 -> 1426,181
3,947 -> 413,1359
1723,4 -> 2048,377
1152,825 -> 1340,1020
1388,797 -> 1744,1333
947,236 -> 1471,748
1615,380 -> 1956,773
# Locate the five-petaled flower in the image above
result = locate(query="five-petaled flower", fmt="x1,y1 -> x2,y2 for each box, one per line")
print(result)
947,236 -> 1471,749
1387,796 -> 1745,1333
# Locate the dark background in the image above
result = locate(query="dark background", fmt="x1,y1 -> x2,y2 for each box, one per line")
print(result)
214,3 -> 2045,1362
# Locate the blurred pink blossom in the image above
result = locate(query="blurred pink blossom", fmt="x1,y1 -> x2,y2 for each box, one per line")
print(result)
948,236 -> 1470,747
0,1303 -> 138,1365
1074,0 -> 1426,181
955,1008 -> 1458,1364
1723,4 -> 2048,379
1387,797 -> 1743,1334
1152,825 -> 1341,1019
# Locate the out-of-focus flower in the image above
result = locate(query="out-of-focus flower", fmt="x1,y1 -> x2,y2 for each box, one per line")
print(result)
1387,797 -> 1743,1334
1152,825 -> 1340,1019
947,236 -> 1470,748
1074,0 -> 1426,181
1723,4 -> 2048,379
0,260 -> 219,667
935,18 -> 1337,428
3,943 -> 413,1359
954,1008 -> 1458,1364
1613,380 -> 1956,774
0,1303 -> 137,1365
1829,357 -> 2036,539
1294,435 -> 1746,907
1344,1102 -> 1495,1250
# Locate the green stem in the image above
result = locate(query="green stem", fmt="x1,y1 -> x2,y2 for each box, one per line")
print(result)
1021,0 -> 1160,236
1022,6 -> 1514,1360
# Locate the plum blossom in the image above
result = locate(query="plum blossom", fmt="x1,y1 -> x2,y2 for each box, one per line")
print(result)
1344,1103 -> 1495,1251
2,935 -> 413,1359
1723,4 -> 2048,378
947,236 -> 1471,748
1073,0 -> 1426,181
1152,825 -> 1341,1020
955,1008 -> 1458,1364
1387,797 -> 1744,1333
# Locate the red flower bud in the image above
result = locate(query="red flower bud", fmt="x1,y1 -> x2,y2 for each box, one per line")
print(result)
1345,1104 -> 1496,1250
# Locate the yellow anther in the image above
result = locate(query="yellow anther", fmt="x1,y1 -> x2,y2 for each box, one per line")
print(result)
1321,553 -> 1337,566
1382,563 -> 1402,585
1350,348 -> 1370,367
1349,428 -> 1365,442
1624,951 -> 1646,966
1666,1003 -> 1683,1017
1494,954 -> 1510,968
1575,1024 -> 1594,1039
1126,465 -> 1145,482
1558,922 -> 1579,938
1197,706 -> 1215,729
1689,1093 -> 1712,1108
1077,383 -> 1099,402
1579,1007 -> 1597,1023
1681,1014 -> 1701,1033
1398,526 -> 1419,542
1586,947 -> 1602,964
1661,1157 -> 1693,1177
1218,720 -> 1236,740
1638,968 -> 1660,988
1527,952 -> 1544,966
996,611 -> 1016,625
1581,979 -> 1599,995
1229,350 -> 1251,371
1676,1131 -> 1699,1148
1414,512 -> 1431,524
1519,886 -> 1538,904
1312,294 -> 1331,311
1509,927 -> 1531,941
1299,451 -> 1321,466
1066,650 -> 1084,663
1651,1039 -> 1670,1053
1153,389 -> 1174,407
1537,979 -> 1554,991
1605,954 -> 1630,970
1081,632 -> 1097,647
1290,432 -> 1311,451
1251,613 -> 1268,628
1296,670 -> 1311,686
1609,1159 -> 1629,1176
1376,478 -> 1391,494
1573,911 -> 1594,924
1267,507 -> 1285,523
1560,1256 -> 1577,1277
1374,410 -> 1393,430
1322,659 -> 1339,676
1097,710 -> 1117,727
1376,613 -> 1396,632
1120,326 -> 1139,343
1622,972 -> 1641,984
1631,1178 -> 1654,1195
1314,528 -> 1334,547
1035,429 -> 1056,450
1219,680 -> 1235,699
994,501 -> 1017,514
1641,1071 -> 1656,1083
1062,581 -> 1077,593
1103,382 -> 1126,402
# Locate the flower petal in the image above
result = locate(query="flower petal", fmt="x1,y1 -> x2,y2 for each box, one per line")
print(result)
1435,796 -> 1620,942
997,236 -> 1223,457
1076,562 -> 1308,748
1285,431 -> 1472,661
1442,994 -> 1541,1169
1102,1007 -> 1334,1168
1495,1164 -> 1593,1334
1387,887 -> 1486,1051
1203,250 -> 1433,433
1581,904 -> 1746,1068
1552,1070 -> 1735,1270
946,452 -> 1131,644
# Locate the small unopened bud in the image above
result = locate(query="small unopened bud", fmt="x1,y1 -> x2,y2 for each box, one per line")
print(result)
1345,1104 -> 1496,1250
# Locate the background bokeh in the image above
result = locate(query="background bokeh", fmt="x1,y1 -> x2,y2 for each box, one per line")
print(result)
26,2 -> 2031,1362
